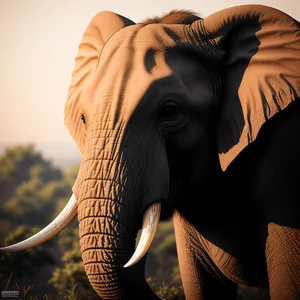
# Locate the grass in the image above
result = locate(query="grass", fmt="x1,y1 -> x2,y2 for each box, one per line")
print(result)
2,274 -> 83,300
2,274 -> 184,300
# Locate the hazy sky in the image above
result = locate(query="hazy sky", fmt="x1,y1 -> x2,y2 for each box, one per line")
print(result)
1,0 -> 299,159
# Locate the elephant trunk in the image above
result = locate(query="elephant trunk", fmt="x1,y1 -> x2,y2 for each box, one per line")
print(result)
76,125 -> 162,299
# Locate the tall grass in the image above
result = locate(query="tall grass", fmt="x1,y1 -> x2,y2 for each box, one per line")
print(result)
2,275 -> 83,300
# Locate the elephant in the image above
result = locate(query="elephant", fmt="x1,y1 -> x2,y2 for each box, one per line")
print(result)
1,4 -> 300,300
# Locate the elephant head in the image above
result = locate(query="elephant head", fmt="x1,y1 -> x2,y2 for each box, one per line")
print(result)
2,5 -> 299,300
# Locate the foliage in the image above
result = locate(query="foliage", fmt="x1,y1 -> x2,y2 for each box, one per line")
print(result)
0,226 -> 55,284
2,275 -> 85,300
146,220 -> 179,282
0,144 -> 61,202
147,276 -> 184,300
64,283 -> 82,300
0,145 -> 64,234
0,145 -> 66,294
15,283 -> 37,299
238,285 -> 270,300
63,164 -> 80,187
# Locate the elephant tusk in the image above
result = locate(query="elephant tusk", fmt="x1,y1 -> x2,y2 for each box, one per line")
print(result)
0,194 -> 77,252
124,202 -> 161,268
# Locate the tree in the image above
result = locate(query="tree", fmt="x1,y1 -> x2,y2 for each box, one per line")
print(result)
0,225 -> 56,287
0,144 -> 61,202
0,145 -> 64,234
0,145 -> 69,296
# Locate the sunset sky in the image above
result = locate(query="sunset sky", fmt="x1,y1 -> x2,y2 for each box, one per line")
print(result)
1,0 -> 299,161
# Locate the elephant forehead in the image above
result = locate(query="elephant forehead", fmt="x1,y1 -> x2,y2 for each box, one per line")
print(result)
83,25 -> 189,121
102,23 -> 187,53
97,23 -> 190,80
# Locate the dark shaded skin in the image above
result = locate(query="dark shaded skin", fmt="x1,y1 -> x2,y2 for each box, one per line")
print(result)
174,99 -> 300,299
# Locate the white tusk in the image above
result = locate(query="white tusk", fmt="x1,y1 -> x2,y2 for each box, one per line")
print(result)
124,202 -> 161,268
0,194 -> 77,252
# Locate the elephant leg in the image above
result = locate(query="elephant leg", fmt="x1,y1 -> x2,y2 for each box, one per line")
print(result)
265,222 -> 300,300
173,212 -> 237,300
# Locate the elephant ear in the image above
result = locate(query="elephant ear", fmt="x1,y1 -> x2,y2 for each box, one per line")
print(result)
193,5 -> 300,170
64,12 -> 135,152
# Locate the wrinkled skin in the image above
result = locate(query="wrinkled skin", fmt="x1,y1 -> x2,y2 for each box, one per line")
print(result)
62,5 -> 300,300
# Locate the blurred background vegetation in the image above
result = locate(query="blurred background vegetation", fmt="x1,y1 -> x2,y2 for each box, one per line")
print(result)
0,145 -> 270,299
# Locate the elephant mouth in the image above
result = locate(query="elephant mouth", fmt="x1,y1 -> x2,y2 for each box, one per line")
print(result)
0,193 -> 162,268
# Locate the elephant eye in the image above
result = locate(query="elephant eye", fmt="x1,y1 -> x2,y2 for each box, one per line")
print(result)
160,104 -> 178,120
80,114 -> 86,124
